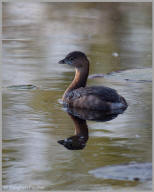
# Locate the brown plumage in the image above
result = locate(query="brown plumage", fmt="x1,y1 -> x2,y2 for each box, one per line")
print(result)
59,51 -> 128,113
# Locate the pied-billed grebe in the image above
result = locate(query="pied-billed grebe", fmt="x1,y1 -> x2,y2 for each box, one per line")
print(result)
59,51 -> 128,112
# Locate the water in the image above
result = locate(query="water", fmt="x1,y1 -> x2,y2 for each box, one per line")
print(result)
2,2 -> 152,191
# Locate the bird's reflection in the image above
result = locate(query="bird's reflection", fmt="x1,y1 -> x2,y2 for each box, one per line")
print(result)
58,114 -> 88,150
58,108 -> 124,150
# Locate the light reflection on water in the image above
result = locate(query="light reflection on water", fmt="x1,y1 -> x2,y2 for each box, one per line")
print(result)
2,2 -> 152,191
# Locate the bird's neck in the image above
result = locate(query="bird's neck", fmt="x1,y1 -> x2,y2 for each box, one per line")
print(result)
63,63 -> 89,99
70,114 -> 88,138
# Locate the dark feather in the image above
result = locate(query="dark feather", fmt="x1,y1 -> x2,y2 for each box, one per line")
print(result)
69,86 -> 121,103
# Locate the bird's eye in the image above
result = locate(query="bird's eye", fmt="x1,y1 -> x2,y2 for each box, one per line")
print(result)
69,57 -> 74,61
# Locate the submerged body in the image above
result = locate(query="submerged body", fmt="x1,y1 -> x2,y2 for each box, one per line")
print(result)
59,51 -> 128,113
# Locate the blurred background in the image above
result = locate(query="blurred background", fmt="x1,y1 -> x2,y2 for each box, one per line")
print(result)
2,2 -> 152,191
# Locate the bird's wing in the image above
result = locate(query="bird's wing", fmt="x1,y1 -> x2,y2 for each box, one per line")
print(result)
72,86 -> 121,103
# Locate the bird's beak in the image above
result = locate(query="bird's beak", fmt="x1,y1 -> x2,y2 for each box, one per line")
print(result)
57,139 -> 65,145
58,58 -> 73,65
58,59 -> 65,64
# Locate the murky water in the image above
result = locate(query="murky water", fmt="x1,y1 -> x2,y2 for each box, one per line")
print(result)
2,2 -> 152,191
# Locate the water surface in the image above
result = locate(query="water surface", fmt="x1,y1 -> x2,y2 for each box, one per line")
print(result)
2,2 -> 152,191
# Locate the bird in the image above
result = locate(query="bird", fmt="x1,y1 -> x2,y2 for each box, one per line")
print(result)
59,51 -> 128,113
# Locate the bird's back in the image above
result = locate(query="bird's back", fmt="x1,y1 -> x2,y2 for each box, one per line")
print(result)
63,86 -> 127,112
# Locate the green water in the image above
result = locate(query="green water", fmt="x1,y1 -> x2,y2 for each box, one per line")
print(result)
2,2 -> 152,191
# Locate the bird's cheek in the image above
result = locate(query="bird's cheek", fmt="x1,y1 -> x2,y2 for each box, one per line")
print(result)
67,60 -> 73,65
